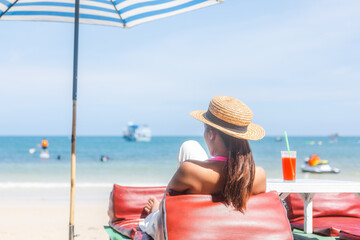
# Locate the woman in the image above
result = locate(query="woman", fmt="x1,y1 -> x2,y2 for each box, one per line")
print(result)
140,95 -> 267,237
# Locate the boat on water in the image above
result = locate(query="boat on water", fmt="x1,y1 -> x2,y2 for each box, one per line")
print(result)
302,154 -> 340,173
123,122 -> 151,142
40,149 -> 50,159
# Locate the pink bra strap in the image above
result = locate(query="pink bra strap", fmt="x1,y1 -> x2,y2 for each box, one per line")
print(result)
206,156 -> 227,162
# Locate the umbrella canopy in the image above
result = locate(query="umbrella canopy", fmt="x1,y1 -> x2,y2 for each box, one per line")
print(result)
1,0 -> 222,239
0,0 -> 221,28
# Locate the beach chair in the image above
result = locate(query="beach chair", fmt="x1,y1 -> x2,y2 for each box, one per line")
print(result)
285,193 -> 360,240
156,190 -> 293,240
106,184 -> 293,240
107,185 -> 166,239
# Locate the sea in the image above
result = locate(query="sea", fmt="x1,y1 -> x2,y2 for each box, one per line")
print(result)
0,136 -> 359,189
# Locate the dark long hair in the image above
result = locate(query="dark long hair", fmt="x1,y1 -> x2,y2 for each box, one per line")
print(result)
206,125 -> 255,212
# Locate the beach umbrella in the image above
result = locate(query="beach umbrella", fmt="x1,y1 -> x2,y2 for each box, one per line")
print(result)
0,0 -> 222,239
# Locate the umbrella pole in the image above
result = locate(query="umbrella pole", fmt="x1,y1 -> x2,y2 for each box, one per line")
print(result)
69,100 -> 77,240
69,0 -> 80,238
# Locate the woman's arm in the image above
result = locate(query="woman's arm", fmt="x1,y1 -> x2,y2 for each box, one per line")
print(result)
252,166 -> 267,195
166,161 -> 202,193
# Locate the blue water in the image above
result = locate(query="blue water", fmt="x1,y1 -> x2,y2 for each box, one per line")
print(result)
0,136 -> 359,187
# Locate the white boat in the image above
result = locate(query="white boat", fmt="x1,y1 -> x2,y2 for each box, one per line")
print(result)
40,150 -> 50,159
301,157 -> 340,174
123,122 -> 151,142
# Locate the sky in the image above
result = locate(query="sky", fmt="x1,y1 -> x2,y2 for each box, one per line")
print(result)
1,0 -> 359,136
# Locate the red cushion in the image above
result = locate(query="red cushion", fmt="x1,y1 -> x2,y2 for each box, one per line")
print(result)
340,229 -> 360,240
285,193 -> 360,237
159,191 -> 293,240
110,185 -> 166,239
112,184 -> 166,221
291,217 -> 360,237
285,193 -> 360,223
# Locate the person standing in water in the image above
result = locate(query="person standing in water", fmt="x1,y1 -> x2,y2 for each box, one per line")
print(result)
41,139 -> 49,150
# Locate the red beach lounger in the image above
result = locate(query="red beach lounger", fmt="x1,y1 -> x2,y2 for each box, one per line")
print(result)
108,184 -> 166,239
285,193 -> 360,238
157,191 -> 293,240
108,185 -> 293,240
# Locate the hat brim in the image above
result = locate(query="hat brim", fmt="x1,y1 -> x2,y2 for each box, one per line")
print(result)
190,110 -> 265,141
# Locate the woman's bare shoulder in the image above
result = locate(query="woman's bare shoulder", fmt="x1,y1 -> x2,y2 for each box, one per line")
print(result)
179,160 -> 211,177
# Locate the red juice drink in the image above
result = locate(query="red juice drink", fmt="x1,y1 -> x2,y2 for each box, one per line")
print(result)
281,151 -> 296,181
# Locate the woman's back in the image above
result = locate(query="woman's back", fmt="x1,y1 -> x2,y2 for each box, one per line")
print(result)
168,160 -> 266,196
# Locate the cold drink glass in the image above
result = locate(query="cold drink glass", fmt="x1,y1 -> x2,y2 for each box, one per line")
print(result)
281,151 -> 296,182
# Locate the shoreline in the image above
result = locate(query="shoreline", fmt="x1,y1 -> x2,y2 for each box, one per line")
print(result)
1,171 -> 359,190
1,173 -> 359,189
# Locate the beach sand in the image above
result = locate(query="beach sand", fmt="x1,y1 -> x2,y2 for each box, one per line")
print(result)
0,186 -> 113,240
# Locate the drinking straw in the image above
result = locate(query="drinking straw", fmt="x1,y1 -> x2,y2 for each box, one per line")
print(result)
284,131 -> 291,156
284,131 -> 295,177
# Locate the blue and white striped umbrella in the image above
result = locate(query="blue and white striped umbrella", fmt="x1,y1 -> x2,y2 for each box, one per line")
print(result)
0,0 -> 222,28
0,1 -> 222,239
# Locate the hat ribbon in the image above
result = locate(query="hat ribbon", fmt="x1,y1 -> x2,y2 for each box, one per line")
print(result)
204,111 -> 248,133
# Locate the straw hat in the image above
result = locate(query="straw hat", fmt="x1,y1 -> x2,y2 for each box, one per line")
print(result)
190,96 -> 265,140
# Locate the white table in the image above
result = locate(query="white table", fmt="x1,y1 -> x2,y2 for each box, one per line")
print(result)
266,179 -> 360,234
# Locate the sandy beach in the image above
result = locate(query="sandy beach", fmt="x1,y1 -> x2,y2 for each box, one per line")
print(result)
0,186 -> 113,240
